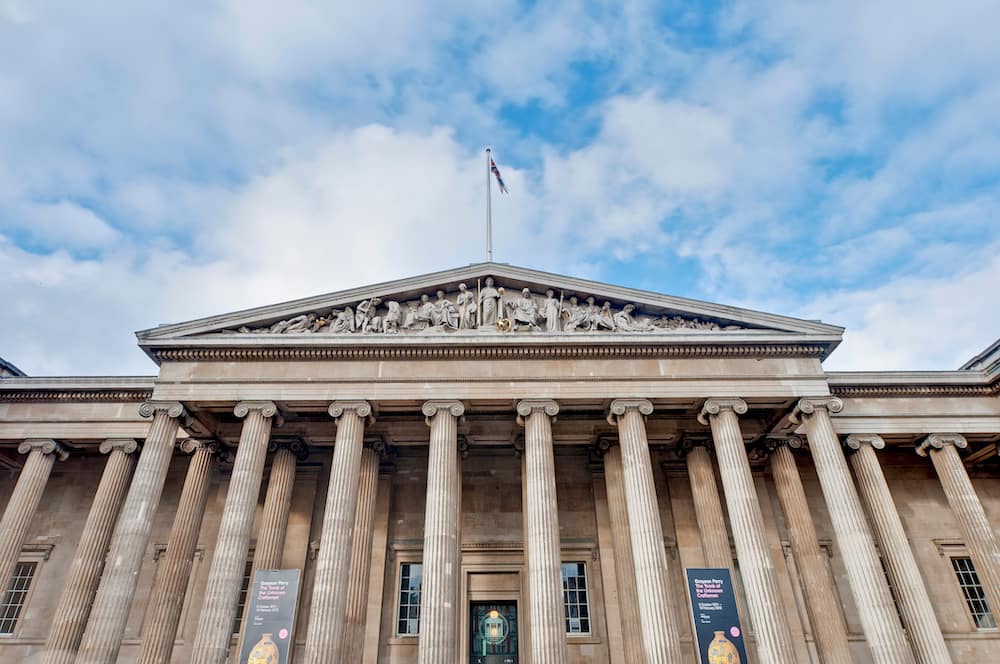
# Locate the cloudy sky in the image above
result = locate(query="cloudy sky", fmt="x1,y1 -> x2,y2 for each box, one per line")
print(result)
2,0 -> 998,376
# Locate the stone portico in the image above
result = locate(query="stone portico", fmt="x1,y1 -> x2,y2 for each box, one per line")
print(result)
0,263 -> 998,663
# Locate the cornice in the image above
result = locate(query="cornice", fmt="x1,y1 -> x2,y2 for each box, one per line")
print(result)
0,377 -> 155,403
148,342 -> 829,363
827,370 -> 998,397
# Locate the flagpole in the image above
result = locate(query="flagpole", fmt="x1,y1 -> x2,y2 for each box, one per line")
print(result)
486,147 -> 493,262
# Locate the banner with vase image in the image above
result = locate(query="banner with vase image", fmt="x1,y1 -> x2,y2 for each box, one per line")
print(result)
239,569 -> 301,664
685,568 -> 748,664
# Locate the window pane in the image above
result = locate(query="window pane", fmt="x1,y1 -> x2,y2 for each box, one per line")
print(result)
0,562 -> 37,635
397,563 -> 423,635
561,561 -> 591,634
952,557 -> 997,629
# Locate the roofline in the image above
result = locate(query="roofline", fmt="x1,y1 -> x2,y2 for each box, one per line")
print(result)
959,337 -> 1000,374
827,370 -> 999,397
0,357 -> 26,377
137,261 -> 845,341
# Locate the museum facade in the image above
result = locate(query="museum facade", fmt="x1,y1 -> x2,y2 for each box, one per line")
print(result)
0,262 -> 998,663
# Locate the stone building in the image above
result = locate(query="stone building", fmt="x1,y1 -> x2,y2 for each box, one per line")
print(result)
0,262 -> 998,663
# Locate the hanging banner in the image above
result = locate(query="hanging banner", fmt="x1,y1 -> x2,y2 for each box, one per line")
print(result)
238,568 -> 301,664
685,568 -> 748,664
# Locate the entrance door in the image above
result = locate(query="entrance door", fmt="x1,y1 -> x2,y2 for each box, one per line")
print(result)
470,601 -> 518,664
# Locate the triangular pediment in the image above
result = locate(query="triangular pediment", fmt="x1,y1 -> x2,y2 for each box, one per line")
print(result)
137,263 -> 843,358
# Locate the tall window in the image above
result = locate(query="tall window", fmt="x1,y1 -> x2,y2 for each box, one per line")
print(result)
561,562 -> 591,634
397,562 -> 422,636
0,561 -> 37,635
951,557 -> 996,629
231,559 -> 254,636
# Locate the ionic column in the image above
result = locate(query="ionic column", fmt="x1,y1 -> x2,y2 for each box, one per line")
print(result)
791,398 -> 913,663
78,401 -> 186,664
418,401 -> 465,664
683,440 -> 731,569
847,435 -> 951,664
768,436 -> 851,664
918,433 -> 1000,616
608,399 -> 683,664
137,440 -> 219,664
190,401 -> 277,664
699,398 -> 796,663
601,445 -> 644,664
253,439 -> 307,570
44,439 -> 138,664
0,439 -> 67,598
343,442 -> 382,663
517,400 -> 568,664
302,401 -> 373,664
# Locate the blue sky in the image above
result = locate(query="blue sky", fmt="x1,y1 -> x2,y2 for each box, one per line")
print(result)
1,0 -> 998,375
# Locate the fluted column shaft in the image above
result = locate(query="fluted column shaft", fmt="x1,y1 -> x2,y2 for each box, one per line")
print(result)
700,399 -> 796,663
609,399 -> 683,664
77,401 -> 185,664
418,400 -> 465,664
602,446 -> 643,664
44,440 -> 138,664
0,439 -> 65,600
920,434 -> 1000,617
769,441 -> 852,664
685,444 -> 731,569
137,441 -> 217,664
190,401 -> 276,664
848,436 -> 951,664
302,401 -> 372,664
792,398 -> 912,663
253,445 -> 298,570
344,447 -> 381,663
518,400 -> 567,664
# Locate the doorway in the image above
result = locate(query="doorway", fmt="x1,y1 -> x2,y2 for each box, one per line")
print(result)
470,601 -> 519,664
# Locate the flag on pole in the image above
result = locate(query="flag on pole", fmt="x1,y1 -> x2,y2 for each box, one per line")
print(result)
490,157 -> 509,194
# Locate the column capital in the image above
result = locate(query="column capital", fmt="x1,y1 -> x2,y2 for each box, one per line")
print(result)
327,400 -> 374,422
18,438 -> 69,461
607,399 -> 653,425
234,400 -> 278,418
178,438 -> 220,455
422,400 -> 466,423
844,434 -> 885,452
789,396 -> 843,424
764,434 -> 804,452
516,399 -> 559,420
99,438 -> 140,455
676,434 -> 712,457
697,397 -> 747,425
916,433 -> 968,457
139,400 -> 186,419
271,436 -> 310,461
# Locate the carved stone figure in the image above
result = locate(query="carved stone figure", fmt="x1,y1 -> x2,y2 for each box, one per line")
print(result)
541,290 -> 561,332
479,277 -> 500,327
402,301 -> 421,330
653,315 -> 722,331
415,294 -> 436,328
591,301 -> 616,331
456,283 -> 477,329
283,313 -> 318,334
434,290 -> 459,330
355,297 -> 382,332
383,301 -> 401,334
329,307 -> 355,333
508,288 -> 540,331
613,304 -> 654,332
563,296 -> 589,332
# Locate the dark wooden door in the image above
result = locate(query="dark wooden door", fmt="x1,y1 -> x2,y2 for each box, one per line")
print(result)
470,601 -> 518,664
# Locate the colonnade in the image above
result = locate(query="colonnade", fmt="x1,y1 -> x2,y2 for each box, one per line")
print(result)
0,395 -> 995,663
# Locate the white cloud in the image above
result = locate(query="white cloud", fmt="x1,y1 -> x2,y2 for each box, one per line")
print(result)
811,244 -> 1000,371
4,201 -> 120,250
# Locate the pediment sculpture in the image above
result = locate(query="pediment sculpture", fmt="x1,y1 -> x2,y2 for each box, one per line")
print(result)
229,277 -> 743,336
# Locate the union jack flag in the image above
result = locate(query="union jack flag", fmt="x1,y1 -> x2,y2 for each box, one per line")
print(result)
490,158 -> 509,194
